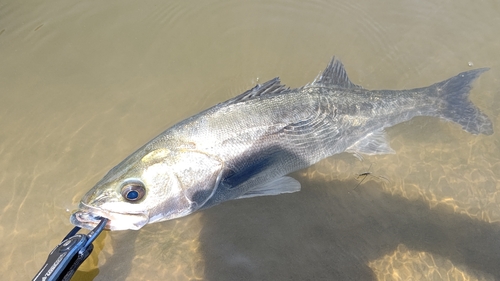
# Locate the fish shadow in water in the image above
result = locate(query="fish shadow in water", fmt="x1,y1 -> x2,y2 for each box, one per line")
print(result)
198,177 -> 500,280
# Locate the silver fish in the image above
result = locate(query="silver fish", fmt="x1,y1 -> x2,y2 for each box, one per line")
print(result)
71,57 -> 492,230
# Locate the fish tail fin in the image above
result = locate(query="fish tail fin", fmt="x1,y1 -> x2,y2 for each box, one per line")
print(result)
432,68 -> 493,135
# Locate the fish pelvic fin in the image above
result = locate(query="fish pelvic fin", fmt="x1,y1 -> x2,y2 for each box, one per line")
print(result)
310,56 -> 363,89
432,68 -> 493,135
235,176 -> 301,199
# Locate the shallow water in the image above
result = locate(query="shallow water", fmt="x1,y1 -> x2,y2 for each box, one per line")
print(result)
1,0 -> 500,280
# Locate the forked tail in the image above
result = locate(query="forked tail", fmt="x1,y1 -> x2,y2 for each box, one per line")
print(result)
432,68 -> 493,135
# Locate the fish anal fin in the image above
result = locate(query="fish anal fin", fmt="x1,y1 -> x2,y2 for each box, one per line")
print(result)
346,130 -> 395,156
236,176 -> 301,199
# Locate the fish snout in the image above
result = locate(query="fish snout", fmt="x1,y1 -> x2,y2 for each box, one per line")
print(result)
70,202 -> 149,231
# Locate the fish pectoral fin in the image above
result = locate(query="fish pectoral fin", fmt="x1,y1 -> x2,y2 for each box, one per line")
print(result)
346,130 -> 395,156
236,176 -> 301,199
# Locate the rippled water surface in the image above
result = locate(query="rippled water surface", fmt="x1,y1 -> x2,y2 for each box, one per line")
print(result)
1,0 -> 500,280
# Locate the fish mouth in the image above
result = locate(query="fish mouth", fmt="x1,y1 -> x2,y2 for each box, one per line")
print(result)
70,202 -> 150,231
71,210 -> 112,230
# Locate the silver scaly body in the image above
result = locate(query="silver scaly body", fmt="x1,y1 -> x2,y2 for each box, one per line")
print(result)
71,58 -> 492,230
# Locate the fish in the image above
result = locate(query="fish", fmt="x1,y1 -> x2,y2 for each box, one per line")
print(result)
70,57 -> 493,231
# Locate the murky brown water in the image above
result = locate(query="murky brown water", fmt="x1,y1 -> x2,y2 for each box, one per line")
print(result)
1,0 -> 500,280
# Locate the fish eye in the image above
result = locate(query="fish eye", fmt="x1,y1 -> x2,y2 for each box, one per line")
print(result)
120,180 -> 146,202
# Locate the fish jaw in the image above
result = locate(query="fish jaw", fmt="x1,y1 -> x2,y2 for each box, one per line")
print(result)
70,202 -> 150,231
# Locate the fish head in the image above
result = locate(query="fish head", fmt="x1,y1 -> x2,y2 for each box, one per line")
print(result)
71,147 -> 223,231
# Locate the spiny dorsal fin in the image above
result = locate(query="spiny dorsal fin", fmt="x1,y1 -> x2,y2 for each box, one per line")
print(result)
311,57 -> 362,89
222,77 -> 290,106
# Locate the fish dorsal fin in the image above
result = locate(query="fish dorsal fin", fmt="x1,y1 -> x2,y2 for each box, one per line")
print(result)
222,77 -> 289,106
311,57 -> 362,89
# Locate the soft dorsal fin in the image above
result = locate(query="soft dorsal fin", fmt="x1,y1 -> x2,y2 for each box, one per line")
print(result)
222,77 -> 290,106
311,57 -> 362,89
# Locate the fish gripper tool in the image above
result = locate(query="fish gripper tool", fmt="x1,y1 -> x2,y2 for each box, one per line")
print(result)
32,217 -> 108,281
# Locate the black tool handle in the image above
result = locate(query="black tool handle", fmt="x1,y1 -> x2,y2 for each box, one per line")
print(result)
32,218 -> 108,281
32,233 -> 89,281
